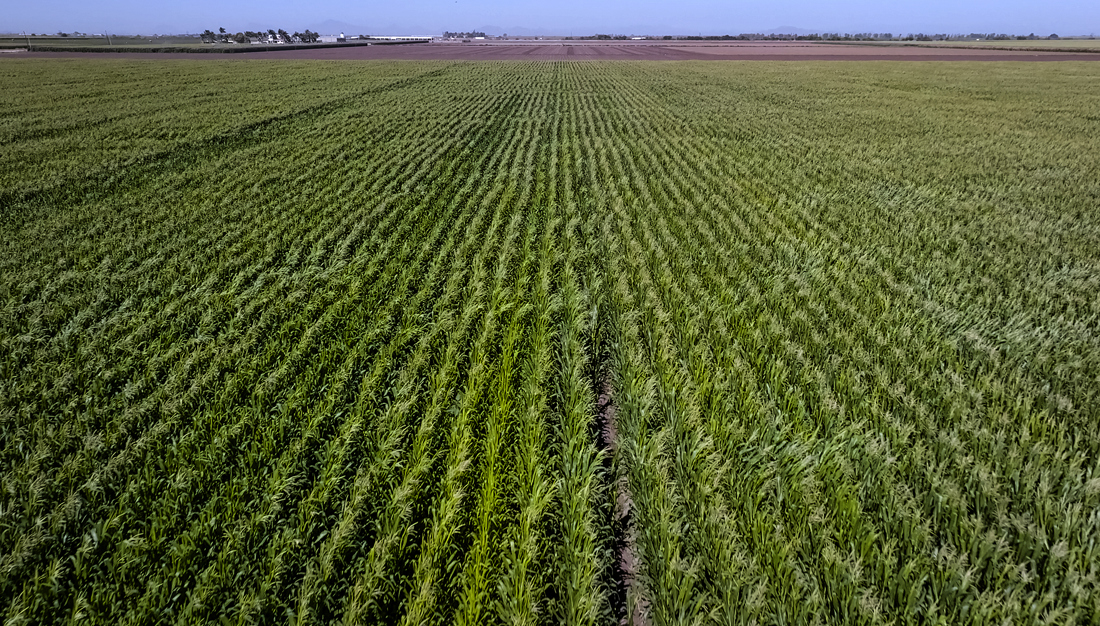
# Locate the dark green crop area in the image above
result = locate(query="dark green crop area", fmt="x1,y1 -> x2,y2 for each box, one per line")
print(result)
2,59 -> 1099,625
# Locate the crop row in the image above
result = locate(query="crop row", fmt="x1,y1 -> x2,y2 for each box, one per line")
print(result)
3,60 -> 1098,624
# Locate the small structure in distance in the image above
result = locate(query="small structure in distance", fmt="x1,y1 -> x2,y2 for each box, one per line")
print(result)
368,35 -> 434,42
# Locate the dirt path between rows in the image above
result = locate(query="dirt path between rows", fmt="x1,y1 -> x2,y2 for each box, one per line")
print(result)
596,376 -> 649,625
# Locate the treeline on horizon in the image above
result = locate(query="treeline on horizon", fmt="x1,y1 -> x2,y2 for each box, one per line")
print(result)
14,29 -> 1078,42
198,28 -> 322,44
442,31 -> 488,39
573,32 -> 1065,41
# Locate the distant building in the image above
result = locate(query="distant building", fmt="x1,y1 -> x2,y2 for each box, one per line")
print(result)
367,36 -> 434,42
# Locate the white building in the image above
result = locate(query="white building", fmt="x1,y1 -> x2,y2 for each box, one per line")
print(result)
367,36 -> 434,42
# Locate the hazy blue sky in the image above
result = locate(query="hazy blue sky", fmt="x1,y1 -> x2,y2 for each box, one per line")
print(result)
4,0 -> 1098,37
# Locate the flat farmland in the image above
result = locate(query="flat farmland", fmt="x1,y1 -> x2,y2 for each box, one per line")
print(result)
878,39 -> 1100,50
2,59 -> 1100,625
16,40 -> 1100,61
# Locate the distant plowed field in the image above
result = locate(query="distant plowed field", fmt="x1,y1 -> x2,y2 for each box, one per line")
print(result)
2,60 -> 1099,625
14,41 -> 1100,61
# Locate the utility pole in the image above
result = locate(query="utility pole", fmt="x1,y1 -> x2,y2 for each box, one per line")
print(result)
23,31 -> 30,49
105,30 -> 112,45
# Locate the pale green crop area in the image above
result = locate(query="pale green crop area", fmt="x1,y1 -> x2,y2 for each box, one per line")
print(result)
2,59 -> 1099,625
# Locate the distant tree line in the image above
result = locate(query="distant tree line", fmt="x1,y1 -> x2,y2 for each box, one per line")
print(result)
199,28 -> 320,44
895,32 -> 1060,41
583,32 -> 1066,42
574,33 -> 895,41
958,32 -> 1059,40
443,31 -> 486,39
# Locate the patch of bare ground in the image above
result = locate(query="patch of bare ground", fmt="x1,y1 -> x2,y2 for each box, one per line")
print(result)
595,375 -> 649,626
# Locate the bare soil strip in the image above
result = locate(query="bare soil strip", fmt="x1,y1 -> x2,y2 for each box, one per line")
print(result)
596,377 -> 649,626
9,42 -> 1100,61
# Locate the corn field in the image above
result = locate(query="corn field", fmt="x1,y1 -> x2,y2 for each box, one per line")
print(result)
2,59 -> 1099,625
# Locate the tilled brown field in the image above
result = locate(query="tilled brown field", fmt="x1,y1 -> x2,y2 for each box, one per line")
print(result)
9,41 -> 1100,61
